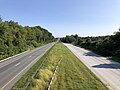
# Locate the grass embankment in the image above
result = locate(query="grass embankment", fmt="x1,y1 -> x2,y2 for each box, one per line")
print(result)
26,43 -> 108,90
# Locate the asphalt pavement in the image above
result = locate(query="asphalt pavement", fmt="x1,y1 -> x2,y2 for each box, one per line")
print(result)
0,43 -> 54,90
64,43 -> 120,90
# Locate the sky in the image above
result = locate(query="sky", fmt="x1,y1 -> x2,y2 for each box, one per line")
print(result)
0,0 -> 120,37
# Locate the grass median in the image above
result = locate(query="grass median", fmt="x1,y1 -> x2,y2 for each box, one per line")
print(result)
51,43 -> 108,90
12,43 -> 108,90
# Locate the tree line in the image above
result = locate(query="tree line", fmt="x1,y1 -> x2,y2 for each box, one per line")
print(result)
61,30 -> 120,60
0,18 -> 55,60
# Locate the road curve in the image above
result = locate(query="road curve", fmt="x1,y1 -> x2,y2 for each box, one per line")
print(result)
0,43 -> 55,90
64,43 -> 120,90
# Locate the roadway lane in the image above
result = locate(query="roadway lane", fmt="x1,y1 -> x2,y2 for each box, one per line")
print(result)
64,43 -> 120,90
0,43 -> 55,90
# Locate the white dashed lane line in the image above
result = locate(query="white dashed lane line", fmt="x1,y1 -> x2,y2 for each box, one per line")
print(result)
15,63 -> 21,66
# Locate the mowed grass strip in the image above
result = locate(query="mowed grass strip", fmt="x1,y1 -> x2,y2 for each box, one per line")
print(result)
50,43 -> 108,90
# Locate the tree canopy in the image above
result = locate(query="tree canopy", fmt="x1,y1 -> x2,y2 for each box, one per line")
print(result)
61,30 -> 120,60
0,20 -> 55,60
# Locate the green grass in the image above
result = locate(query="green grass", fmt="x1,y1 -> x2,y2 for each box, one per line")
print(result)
27,43 -> 108,90
51,43 -> 108,90
28,43 -> 63,90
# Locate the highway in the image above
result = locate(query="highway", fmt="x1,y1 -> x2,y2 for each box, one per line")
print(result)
0,43 -> 54,90
64,43 -> 120,90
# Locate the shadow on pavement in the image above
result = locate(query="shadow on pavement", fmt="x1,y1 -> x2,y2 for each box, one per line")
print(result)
92,63 -> 120,69
83,51 -> 101,57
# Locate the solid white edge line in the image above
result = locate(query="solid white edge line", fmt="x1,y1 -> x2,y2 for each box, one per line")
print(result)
0,50 -> 30,63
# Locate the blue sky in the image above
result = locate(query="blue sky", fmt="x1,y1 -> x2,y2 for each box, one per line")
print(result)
0,0 -> 120,37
